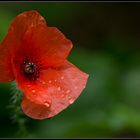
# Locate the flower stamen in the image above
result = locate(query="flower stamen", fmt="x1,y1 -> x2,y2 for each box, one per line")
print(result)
24,62 -> 36,75
21,59 -> 40,80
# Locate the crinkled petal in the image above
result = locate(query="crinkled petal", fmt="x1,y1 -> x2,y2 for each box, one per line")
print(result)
0,10 -> 46,82
20,61 -> 89,119
20,25 -> 73,67
9,10 -> 46,41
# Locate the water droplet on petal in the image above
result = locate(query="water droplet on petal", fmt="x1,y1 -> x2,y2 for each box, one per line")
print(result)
75,86 -> 78,89
42,81 -> 46,84
66,90 -> 70,94
54,80 -> 57,82
48,80 -> 52,83
69,98 -> 74,104
61,76 -> 64,80
32,89 -> 36,93
57,87 -> 61,91
61,94 -> 65,98
44,101 -> 50,107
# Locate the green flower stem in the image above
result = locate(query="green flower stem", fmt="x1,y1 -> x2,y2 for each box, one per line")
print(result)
8,81 -> 29,137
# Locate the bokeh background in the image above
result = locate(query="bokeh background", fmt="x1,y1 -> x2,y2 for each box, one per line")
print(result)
0,2 -> 140,138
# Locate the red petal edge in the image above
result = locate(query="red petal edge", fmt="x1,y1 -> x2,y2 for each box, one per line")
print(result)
0,31 -> 15,82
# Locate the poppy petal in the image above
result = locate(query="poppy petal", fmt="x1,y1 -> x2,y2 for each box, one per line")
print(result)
9,10 -> 46,41
0,10 -> 46,82
21,24 -> 73,67
21,97 -> 51,120
0,30 -> 15,82
20,61 -> 89,119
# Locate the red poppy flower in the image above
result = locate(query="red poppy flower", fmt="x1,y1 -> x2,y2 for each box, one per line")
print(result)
0,10 -> 89,119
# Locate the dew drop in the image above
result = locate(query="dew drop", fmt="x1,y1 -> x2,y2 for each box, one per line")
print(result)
61,94 -> 65,98
57,87 -> 61,91
27,84 -> 31,87
54,79 -> 57,82
44,101 -> 50,107
61,76 -> 64,80
48,80 -> 52,83
66,90 -> 70,94
42,81 -> 46,85
69,98 -> 74,104
32,89 -> 36,93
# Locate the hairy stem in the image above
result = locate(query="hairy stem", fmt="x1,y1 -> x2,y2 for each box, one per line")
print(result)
8,81 -> 29,137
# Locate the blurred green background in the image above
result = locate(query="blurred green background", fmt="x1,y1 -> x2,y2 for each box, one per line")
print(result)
0,2 -> 140,138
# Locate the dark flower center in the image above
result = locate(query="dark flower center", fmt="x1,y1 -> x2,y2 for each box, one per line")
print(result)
24,62 -> 36,74
21,59 -> 40,80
